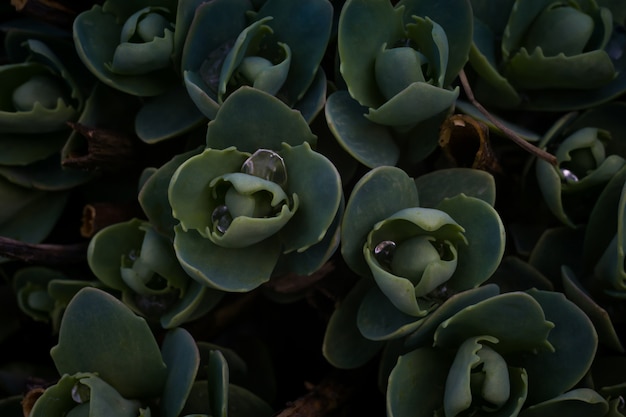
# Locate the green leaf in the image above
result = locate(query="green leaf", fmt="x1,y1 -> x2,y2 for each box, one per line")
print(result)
325,90 -> 399,168
521,289 -> 598,404
227,384 -> 275,417
322,279 -> 385,369
356,285 -> 424,341
403,284 -> 501,350
365,83 -> 459,127
519,388 -> 609,417
562,265 -> 624,352
415,168 -> 496,208
434,292 -> 555,354
73,5 -> 175,96
208,350 -> 229,417
139,147 -> 202,239
50,288 -> 168,399
279,142 -> 342,253
173,225 -> 282,292
387,347 -> 453,417
169,147 -> 248,235
437,194 -> 505,292
254,0 -> 332,105
341,166 -> 419,277
205,87 -> 317,151
135,84 -> 206,144
338,0 -> 406,108
161,328 -> 200,417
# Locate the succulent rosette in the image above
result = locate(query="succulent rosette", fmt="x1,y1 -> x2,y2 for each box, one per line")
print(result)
13,266 -> 104,332
387,289 -> 602,417
0,27 -> 93,249
325,0 -> 472,167
181,0 -> 331,122
323,167 -> 504,358
534,103 -> 626,227
28,287 -> 273,417
167,87 -> 342,292
469,0 -> 626,110
72,0 -> 207,142
342,167 -> 504,317
87,218 -> 224,328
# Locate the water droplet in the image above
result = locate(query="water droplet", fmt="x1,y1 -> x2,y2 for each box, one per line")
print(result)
211,205 -> 232,233
241,149 -> 287,188
374,240 -> 396,269
71,382 -> 90,404
560,168 -> 579,182
128,249 -> 139,262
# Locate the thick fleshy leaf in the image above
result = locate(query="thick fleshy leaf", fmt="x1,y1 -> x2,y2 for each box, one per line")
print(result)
403,284 -> 501,350
80,374 -> 142,417
294,68 -> 327,123
208,350 -> 229,417
519,388 -> 609,417
325,90 -> 399,168
562,265 -> 624,352
415,168 -> 496,208
338,0 -> 406,108
322,280 -> 385,369
387,347 -> 453,417
87,218 -> 147,291
521,289 -> 598,404
436,194 -> 505,292
356,285 -> 423,341
434,292 -> 555,354
444,336 -> 527,417
28,374 -> 77,417
341,166 -> 419,277
365,83 -> 459,127
135,84 -> 206,144
279,142 -> 341,252
50,288 -> 168,399
161,328 -> 200,417
0,180 -> 67,246
173,225 -> 282,292
0,64 -> 78,134
73,5 -> 176,96
0,152 -> 91,191
160,280 -> 224,329
529,226 -> 585,285
254,0 -> 332,105
397,0 -> 473,86
138,147 -> 202,239
584,165 -> 626,272
169,147 -> 248,234
206,87 -> 317,151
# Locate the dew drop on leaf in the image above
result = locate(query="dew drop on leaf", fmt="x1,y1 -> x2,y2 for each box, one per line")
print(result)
241,149 -> 288,188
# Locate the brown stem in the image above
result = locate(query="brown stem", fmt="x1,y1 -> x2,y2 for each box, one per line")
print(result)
458,69 -> 557,165
63,122 -> 138,173
0,237 -> 88,264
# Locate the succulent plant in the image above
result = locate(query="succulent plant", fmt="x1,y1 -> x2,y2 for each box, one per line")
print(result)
167,87 -> 343,292
28,287 -> 273,417
87,218 -> 224,328
386,289 -> 601,417
533,103 -> 626,227
72,0 -> 207,142
468,0 -> 626,110
0,24 -> 96,251
181,0 -> 331,122
325,0 -> 473,167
